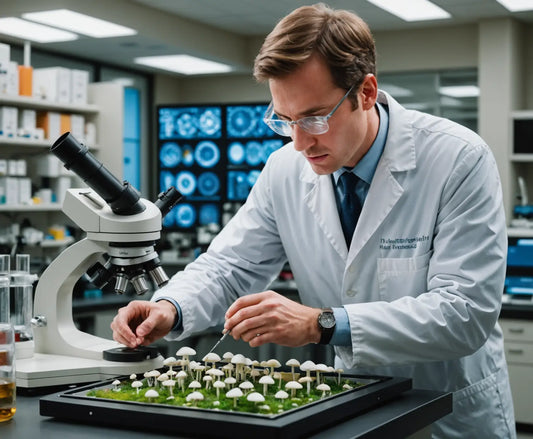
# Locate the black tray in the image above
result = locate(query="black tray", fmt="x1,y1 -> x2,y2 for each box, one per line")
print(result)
40,374 -> 412,439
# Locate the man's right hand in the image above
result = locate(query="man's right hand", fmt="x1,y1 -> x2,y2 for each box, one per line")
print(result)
110,299 -> 177,348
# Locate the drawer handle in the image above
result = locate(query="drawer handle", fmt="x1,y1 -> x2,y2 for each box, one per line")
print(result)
508,349 -> 524,355
508,328 -> 525,334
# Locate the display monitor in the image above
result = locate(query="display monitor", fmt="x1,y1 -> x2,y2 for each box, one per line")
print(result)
157,103 -> 287,230
504,237 -> 533,301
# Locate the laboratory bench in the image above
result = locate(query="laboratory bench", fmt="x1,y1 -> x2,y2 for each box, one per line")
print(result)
1,387 -> 452,439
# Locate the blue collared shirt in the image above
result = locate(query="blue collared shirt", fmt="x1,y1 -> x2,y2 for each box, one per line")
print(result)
330,102 -> 389,346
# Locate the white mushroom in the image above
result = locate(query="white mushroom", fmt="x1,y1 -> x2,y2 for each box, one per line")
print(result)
299,360 -> 316,384
202,352 -> 221,369
176,346 -> 196,372
163,379 -> 176,398
246,391 -> 265,407
335,368 -> 344,385
316,383 -> 331,398
264,359 -> 281,376
273,372 -> 283,389
132,380 -> 143,394
129,373 -> 137,381
259,375 -> 275,395
222,352 -> 234,363
186,391 -> 204,407
343,383 -> 354,390
203,375 -> 213,390
314,363 -> 329,385
274,390 -> 289,404
239,380 -> 254,394
298,376 -> 313,395
176,370 -> 188,392
163,356 -> 179,373
285,380 -> 303,398
231,354 -> 247,381
222,363 -> 234,378
188,380 -> 202,391
286,359 -> 300,381
144,389 -> 159,402
214,379 -> 226,399
112,379 -> 121,392
225,387 -> 243,408
224,376 -> 237,389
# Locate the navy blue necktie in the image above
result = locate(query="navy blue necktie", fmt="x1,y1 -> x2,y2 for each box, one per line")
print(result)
338,172 -> 362,247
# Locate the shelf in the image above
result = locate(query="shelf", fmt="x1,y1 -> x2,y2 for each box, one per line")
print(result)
0,94 -> 99,114
510,154 -> 533,162
0,203 -> 62,212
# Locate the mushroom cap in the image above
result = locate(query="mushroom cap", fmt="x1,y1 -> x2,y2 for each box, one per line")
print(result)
316,383 -> 331,392
202,352 -> 221,363
176,346 -> 196,357
246,392 -> 265,403
144,389 -> 159,398
177,370 -> 188,379
225,388 -> 243,398
300,360 -> 316,371
222,352 -> 234,360
214,380 -> 226,389
274,390 -> 289,400
286,359 -> 301,367
298,376 -> 313,383
157,373 -> 170,382
259,375 -> 275,385
265,359 -> 282,368
315,363 -> 329,373
186,391 -> 204,402
112,379 -> 121,385
207,368 -> 225,377
239,381 -> 254,390
163,356 -> 177,365
163,379 -> 176,387
132,380 -> 143,388
224,377 -> 237,385
129,374 -> 137,380
343,383 -> 354,390
188,380 -> 202,389
203,375 -> 213,382
285,381 -> 303,390
230,353 -> 246,365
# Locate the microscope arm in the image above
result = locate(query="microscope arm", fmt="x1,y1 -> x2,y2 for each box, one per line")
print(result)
33,238 -> 121,360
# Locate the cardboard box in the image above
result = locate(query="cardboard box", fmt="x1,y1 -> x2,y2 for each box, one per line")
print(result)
70,114 -> 85,140
0,106 -> 18,137
71,69 -> 89,105
0,43 -> 10,95
19,109 -> 36,131
37,111 -> 61,140
33,67 -> 71,103
2,61 -> 19,96
18,177 -> 32,204
60,113 -> 71,135
0,177 -> 19,205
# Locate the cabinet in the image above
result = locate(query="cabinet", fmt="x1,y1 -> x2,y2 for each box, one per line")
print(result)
0,82 -> 124,258
500,317 -> 533,424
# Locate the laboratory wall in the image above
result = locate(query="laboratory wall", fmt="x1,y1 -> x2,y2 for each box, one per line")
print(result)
153,18 -> 533,222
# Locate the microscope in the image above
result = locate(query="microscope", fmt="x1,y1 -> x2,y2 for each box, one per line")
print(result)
16,133 -> 182,389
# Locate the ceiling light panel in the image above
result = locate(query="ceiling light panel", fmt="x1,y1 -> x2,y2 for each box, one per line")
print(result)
23,9 -> 136,38
135,55 -> 232,75
439,85 -> 480,98
366,0 -> 451,22
0,17 -> 78,43
495,0 -> 533,12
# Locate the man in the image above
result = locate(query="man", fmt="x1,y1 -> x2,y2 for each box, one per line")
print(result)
111,4 -> 515,437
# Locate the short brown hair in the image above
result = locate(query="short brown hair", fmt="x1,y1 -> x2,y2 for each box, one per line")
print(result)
254,3 -> 376,106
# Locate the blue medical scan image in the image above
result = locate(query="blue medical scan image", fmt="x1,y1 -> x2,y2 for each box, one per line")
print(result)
227,105 -> 276,138
159,142 -> 182,168
159,107 -> 222,140
175,171 -> 197,196
199,204 -> 220,225
197,172 -> 221,197
175,203 -> 197,228
194,141 -> 221,168
228,141 -> 246,165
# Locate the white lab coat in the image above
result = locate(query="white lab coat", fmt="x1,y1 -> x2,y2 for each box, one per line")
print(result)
153,91 -> 516,438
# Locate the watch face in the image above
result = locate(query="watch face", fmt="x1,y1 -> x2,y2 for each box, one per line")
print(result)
319,312 -> 336,330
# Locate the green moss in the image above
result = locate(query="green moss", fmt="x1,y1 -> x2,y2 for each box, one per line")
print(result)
86,376 -> 362,415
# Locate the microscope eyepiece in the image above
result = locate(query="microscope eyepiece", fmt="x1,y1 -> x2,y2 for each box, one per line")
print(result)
52,132 -> 145,216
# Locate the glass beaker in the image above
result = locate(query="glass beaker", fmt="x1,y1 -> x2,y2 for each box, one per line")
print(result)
0,274 -> 9,324
10,273 -> 33,343
0,322 -> 16,422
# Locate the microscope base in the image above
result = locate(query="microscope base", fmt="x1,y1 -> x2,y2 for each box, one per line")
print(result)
16,352 -> 164,389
